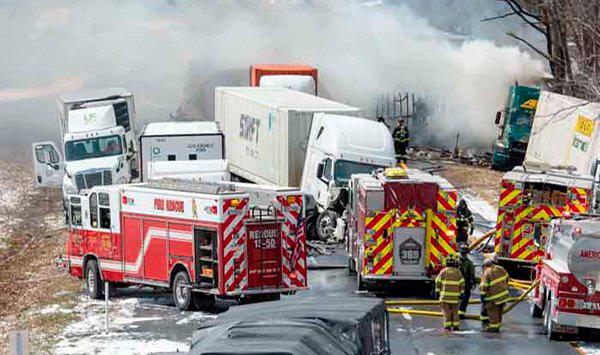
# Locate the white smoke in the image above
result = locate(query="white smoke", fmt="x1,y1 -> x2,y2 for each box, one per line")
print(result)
0,0 -> 547,155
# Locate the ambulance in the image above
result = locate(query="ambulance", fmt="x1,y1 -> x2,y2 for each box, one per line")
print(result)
58,179 -> 307,310
346,168 -> 459,290
494,167 -> 593,274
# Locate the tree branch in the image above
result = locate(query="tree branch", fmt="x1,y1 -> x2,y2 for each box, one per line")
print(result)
502,0 -> 547,35
481,12 -> 517,22
506,32 -> 551,60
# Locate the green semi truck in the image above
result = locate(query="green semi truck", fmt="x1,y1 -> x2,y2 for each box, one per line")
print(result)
491,85 -> 541,171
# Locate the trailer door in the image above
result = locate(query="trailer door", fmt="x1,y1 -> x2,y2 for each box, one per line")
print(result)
246,221 -> 282,289
393,227 -> 426,277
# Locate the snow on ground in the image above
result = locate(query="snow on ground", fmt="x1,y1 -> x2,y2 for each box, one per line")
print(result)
579,344 -> 600,355
460,193 -> 497,225
52,289 -> 216,354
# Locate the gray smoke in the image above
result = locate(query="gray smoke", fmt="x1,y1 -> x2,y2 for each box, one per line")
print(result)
0,0 -> 546,157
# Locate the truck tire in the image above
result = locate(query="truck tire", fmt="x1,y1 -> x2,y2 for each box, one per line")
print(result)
172,271 -> 196,311
316,210 -> 337,241
85,260 -> 103,300
193,293 -> 217,312
543,293 -> 559,340
529,300 -> 543,318
357,272 -> 367,291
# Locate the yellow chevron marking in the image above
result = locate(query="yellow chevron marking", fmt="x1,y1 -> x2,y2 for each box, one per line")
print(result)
500,189 -> 521,207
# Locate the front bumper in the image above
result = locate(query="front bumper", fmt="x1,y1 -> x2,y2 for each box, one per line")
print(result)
555,311 -> 600,329
218,286 -> 309,296
363,274 -> 430,282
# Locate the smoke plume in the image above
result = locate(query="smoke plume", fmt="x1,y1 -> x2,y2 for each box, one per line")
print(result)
0,0 -> 547,156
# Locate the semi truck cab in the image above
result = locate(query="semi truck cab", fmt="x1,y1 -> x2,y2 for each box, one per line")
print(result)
492,85 -> 540,171
32,88 -> 139,194
301,113 -> 396,240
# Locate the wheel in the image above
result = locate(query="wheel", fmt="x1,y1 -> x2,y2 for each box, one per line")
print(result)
357,271 -> 367,291
85,260 -> 103,299
172,271 -> 196,311
316,210 -> 338,241
530,300 -> 543,318
348,257 -> 356,274
193,292 -> 217,312
543,294 -> 559,340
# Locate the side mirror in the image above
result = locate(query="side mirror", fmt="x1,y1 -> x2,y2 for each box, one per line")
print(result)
316,163 -> 325,179
495,111 -> 502,125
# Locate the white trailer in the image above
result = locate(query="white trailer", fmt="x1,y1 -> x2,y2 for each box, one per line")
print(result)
215,87 -> 360,187
138,122 -> 225,181
215,87 -> 395,240
525,91 -> 600,175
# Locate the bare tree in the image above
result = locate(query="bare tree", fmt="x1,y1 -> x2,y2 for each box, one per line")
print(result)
495,0 -> 600,101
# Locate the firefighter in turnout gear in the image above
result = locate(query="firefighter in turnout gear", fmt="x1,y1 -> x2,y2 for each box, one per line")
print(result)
456,200 -> 474,245
435,254 -> 465,332
480,255 -> 510,332
458,243 -> 475,319
392,118 -> 409,163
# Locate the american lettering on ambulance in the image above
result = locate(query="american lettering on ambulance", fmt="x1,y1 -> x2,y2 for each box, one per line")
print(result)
153,198 -> 184,213
580,249 -> 600,260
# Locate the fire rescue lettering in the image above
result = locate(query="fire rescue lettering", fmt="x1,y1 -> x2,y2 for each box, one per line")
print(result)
249,227 -> 278,249
154,198 -> 184,213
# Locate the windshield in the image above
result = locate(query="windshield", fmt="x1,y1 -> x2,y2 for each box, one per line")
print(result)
65,135 -> 123,161
334,160 -> 381,185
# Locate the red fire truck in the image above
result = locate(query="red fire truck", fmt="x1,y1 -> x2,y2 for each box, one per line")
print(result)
530,217 -> 600,339
346,168 -> 458,290
59,179 -> 307,310
494,167 -> 593,275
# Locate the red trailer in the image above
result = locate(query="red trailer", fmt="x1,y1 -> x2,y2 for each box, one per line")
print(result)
59,179 -> 307,310
250,64 -> 318,95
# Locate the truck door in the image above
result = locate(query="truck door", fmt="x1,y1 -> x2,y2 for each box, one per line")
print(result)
246,221 -> 282,289
32,141 -> 64,187
393,227 -> 426,277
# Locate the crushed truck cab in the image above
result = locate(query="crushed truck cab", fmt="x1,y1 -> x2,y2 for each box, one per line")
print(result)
347,168 -> 458,290
494,167 -> 593,273
63,179 -> 307,310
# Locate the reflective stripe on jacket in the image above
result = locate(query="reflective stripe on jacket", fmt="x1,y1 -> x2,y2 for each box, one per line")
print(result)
480,264 -> 509,304
435,266 -> 465,304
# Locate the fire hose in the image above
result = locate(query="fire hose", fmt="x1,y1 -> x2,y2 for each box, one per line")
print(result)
468,229 -> 496,252
386,279 -> 540,318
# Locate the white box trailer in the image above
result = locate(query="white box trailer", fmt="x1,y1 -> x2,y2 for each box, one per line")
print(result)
138,122 -> 225,180
525,91 -> 600,175
215,87 -> 360,187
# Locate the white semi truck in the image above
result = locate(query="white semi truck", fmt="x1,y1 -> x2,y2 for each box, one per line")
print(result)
33,88 -> 139,195
215,87 -> 396,239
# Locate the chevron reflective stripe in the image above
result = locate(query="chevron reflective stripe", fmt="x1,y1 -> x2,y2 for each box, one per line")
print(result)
493,209 -> 506,255
222,198 -> 249,293
363,211 -> 393,275
499,183 -> 521,207
425,209 -> 457,269
275,195 -> 306,288
437,190 -> 457,212
567,187 -> 589,213
393,208 -> 426,228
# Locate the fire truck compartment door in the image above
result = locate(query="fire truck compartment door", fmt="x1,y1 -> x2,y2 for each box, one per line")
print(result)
246,221 -> 282,289
393,228 -> 426,276
32,141 -> 64,187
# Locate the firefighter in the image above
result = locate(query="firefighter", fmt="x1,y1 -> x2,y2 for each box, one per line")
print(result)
480,254 -> 510,332
435,254 -> 465,332
456,199 -> 474,244
392,118 -> 409,163
458,243 -> 475,319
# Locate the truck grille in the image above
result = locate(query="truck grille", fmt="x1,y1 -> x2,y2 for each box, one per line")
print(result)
74,170 -> 112,190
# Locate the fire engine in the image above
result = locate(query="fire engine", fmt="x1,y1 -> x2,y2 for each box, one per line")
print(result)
59,179 -> 307,310
346,168 -> 458,290
530,217 -> 600,339
494,167 -> 594,275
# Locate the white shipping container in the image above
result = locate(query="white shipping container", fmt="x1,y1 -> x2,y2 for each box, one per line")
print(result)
525,91 -> 600,175
215,87 -> 360,186
139,122 -> 224,180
